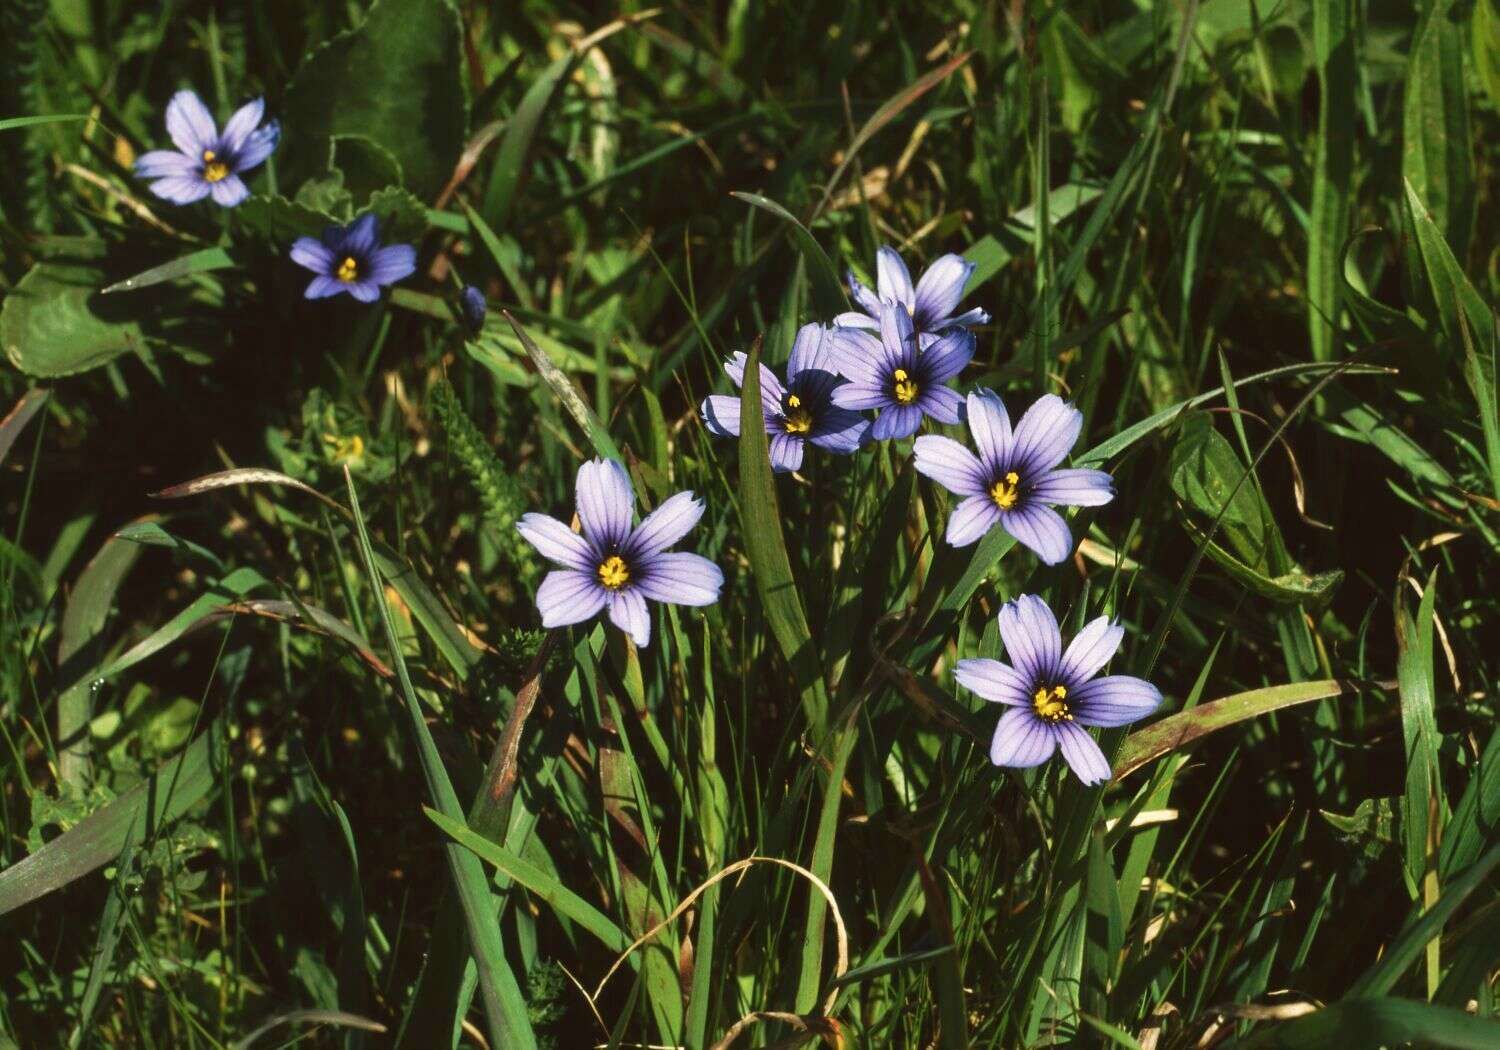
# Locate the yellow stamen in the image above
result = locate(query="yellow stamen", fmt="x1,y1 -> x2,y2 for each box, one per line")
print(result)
892,367 -> 919,405
990,470 -> 1021,510
597,555 -> 630,590
336,256 -> 359,282
201,148 -> 229,183
1032,684 -> 1071,723
783,394 -> 812,435
323,433 -> 365,466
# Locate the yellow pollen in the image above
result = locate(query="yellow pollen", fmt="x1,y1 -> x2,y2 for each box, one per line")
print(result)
787,394 -> 801,408
892,367 -> 919,404
784,394 -> 812,434
1032,684 -> 1071,723
597,555 -> 630,590
990,470 -> 1021,510
201,149 -> 229,182
336,256 -> 359,282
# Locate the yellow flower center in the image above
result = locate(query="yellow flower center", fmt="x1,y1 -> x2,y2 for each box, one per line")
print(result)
783,393 -> 812,434
990,471 -> 1022,510
1032,684 -> 1071,723
201,149 -> 229,183
892,367 -> 919,405
336,256 -> 360,282
597,555 -> 630,590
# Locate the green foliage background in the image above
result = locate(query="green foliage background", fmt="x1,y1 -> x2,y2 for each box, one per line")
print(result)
1,0 -> 1499,1047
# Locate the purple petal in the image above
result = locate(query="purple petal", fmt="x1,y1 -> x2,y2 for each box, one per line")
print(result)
1002,503 -> 1074,565
576,458 -> 634,545
347,281 -> 382,303
135,150 -> 197,179
628,491 -> 704,557
966,388 -> 1014,473
830,381 -> 889,411
918,385 -> 964,425
878,300 -> 917,372
702,395 -> 742,438
829,328 -> 885,383
1059,617 -> 1124,686
847,269 -> 882,316
946,306 -> 991,328
235,121 -> 280,171
1030,468 -> 1115,508
208,174 -> 249,208
290,237 -> 336,275
998,594 -> 1062,683
1071,675 -> 1162,728
989,707 -> 1058,768
913,254 -> 974,330
1054,723 -> 1112,785
921,329 -> 975,383
787,323 -> 829,380
516,513 -> 595,571
535,569 -> 606,628
832,310 -> 878,330
875,246 -> 915,310
368,244 -> 417,285
165,90 -> 216,155
769,432 -> 805,473
723,352 -> 785,416
634,551 -> 723,607
912,435 -> 986,496
723,351 -> 749,387
946,495 -> 1000,546
218,97 -> 265,153
145,175 -> 210,205
607,589 -> 652,646
303,275 -> 346,299
871,405 -> 921,441
344,213 -> 380,255
1011,394 -> 1083,476
955,658 -> 1031,706
808,409 -> 869,453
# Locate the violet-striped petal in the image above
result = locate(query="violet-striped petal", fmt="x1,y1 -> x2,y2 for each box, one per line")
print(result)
876,246 -> 915,310
989,708 -> 1058,768
878,301 -> 917,371
347,281 -> 381,304
236,122 -> 280,170
1070,675 -> 1162,727
290,238 -> 335,273
808,409 -> 869,453
1002,503 -> 1073,565
1011,394 -> 1083,475
787,323 -> 827,380
768,432 -> 805,473
135,150 -> 198,178
946,496 -> 1000,546
830,380 -> 889,411
147,176 -> 212,204
303,275 -> 345,300
367,244 -> 417,285
701,395 -> 742,437
954,658 -> 1031,706
535,569 -> 607,628
1030,468 -> 1115,507
634,552 -> 723,607
848,270 -> 882,316
871,405 -> 922,441
218,97 -> 265,153
998,594 -> 1062,682
516,513 -> 595,572
921,329 -> 975,383
829,329 -> 885,383
576,458 -> 634,545
628,491 -> 704,558
344,213 -> 380,255
832,310 -> 878,331
913,435 -> 986,496
1055,722 -> 1112,785
913,254 -> 974,329
966,389 -> 1013,472
1059,617 -> 1124,685
917,385 -> 964,425
209,174 -> 249,208
607,589 -> 651,647
165,89 -> 216,155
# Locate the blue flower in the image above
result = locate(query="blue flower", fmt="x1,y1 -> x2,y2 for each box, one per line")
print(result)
913,389 -> 1112,564
701,323 -> 870,472
830,301 -> 974,440
517,459 -> 723,647
956,594 -> 1162,785
135,90 -> 279,208
289,215 -> 417,303
835,246 -> 989,344
459,286 -> 487,332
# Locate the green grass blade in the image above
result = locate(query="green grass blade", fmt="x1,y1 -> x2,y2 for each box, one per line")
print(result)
1306,0 -> 1353,361
730,192 -> 846,319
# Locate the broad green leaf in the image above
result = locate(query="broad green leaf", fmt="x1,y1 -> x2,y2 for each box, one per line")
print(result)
736,340 -> 827,730
2,263 -> 146,377
1320,798 -> 1397,864
0,717 -> 224,916
1168,413 -> 1266,565
1395,568 -> 1442,997
1439,726 -> 1500,879
1307,0 -> 1354,361
731,191 -> 846,319
0,114 -> 87,132
0,388 -> 50,468
1240,998 -> 1500,1049
1476,0 -> 1500,107
330,134 -> 405,202
1402,0 -> 1475,264
281,0 -> 467,201
481,50 -> 574,231
502,311 -> 621,461
101,248 -> 234,295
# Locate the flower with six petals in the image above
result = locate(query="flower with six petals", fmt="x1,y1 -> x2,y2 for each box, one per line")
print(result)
701,323 -> 870,472
135,89 -> 279,208
913,389 -> 1112,564
516,459 -> 723,647
835,245 -> 990,345
956,594 -> 1161,785
831,302 -> 974,441
290,214 -> 417,303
